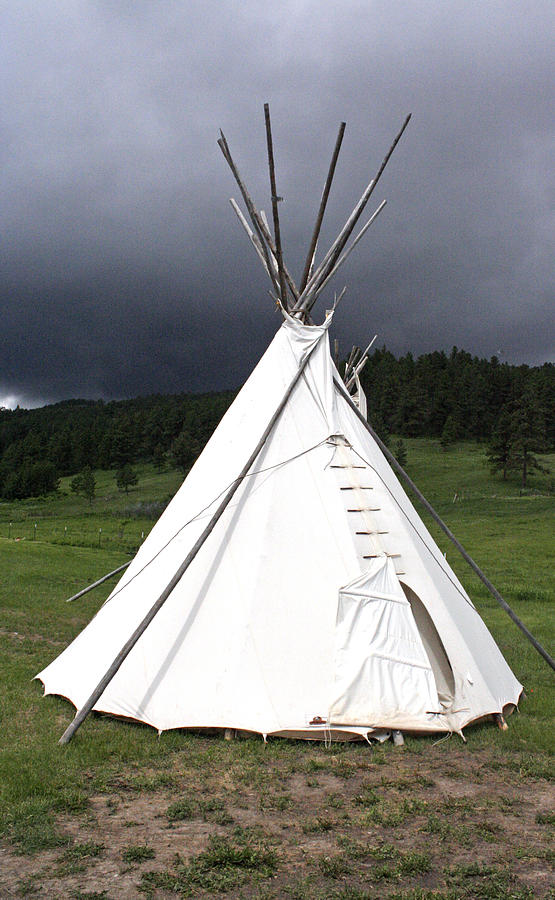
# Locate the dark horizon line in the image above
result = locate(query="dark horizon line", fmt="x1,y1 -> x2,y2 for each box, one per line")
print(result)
3,344 -> 553,414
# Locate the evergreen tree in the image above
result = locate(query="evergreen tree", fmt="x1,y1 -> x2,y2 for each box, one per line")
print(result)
111,418 -> 135,468
73,424 -> 96,471
0,354 -> 552,488
393,438 -> 408,468
0,460 -> 59,499
485,404 -> 513,480
153,443 -> 166,472
170,429 -> 200,474
1,470 -> 20,500
367,411 -> 390,446
21,461 -> 59,497
48,426 -> 74,475
393,382 -> 429,436
440,415 -> 459,449
487,394 -> 549,487
71,466 -> 96,504
95,425 -> 112,469
116,464 -> 139,494
508,394 -> 548,488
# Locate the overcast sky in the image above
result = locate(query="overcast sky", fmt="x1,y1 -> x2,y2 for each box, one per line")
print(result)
2,1 -> 553,409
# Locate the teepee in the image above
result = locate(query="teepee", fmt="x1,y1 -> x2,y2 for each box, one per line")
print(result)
38,108 -> 524,743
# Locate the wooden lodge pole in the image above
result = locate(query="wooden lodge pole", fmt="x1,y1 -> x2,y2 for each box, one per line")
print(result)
218,133 -> 280,298
345,335 -> 378,390
229,198 -> 278,281
58,333 -> 327,745
334,377 -> 555,672
294,114 -> 411,315
218,131 -> 300,304
316,114 -> 410,289
299,121 -> 346,293
311,199 -> 387,304
263,104 -> 288,309
344,346 -> 358,380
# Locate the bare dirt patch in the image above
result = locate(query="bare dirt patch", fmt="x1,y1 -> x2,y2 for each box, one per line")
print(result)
0,628 -> 66,647
1,741 -> 553,898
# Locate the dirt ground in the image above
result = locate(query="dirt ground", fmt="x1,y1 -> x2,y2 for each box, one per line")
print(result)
1,742 -> 553,899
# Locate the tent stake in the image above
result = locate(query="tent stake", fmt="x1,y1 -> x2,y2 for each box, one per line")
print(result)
264,103 -> 288,309
58,334 -> 327,745
334,377 -> 555,673
65,563 -> 130,603
299,121 -> 346,292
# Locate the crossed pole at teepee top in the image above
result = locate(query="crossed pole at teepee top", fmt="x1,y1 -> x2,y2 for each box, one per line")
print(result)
218,106 -> 410,319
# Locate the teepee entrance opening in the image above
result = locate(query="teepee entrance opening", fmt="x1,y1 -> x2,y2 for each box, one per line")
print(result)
400,582 -> 455,709
329,558 -> 440,728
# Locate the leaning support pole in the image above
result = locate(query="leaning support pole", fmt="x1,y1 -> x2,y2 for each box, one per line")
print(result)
344,346 -> 359,381
218,133 -> 280,298
345,335 -> 378,390
230,199 -> 278,280
218,131 -> 300,304
58,334 -> 326,745
65,563 -> 130,603
294,114 -> 411,315
299,121 -> 346,292
334,377 -> 555,672
311,199 -> 387,304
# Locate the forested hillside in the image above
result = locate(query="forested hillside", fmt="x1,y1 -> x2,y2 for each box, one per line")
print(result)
0,391 -> 234,500
360,346 -> 554,444
0,346 -> 553,500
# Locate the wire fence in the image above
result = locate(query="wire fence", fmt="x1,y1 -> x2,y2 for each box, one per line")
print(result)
3,518 -> 151,554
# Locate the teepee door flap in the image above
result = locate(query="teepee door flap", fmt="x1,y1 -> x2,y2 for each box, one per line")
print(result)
329,558 -> 439,726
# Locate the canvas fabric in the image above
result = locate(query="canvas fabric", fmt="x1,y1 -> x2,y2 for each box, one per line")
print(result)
38,316 -> 522,738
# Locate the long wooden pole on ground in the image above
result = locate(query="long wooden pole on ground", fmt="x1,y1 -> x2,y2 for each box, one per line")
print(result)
299,121 -> 346,292
58,334 -> 327,745
334,377 -> 555,672
65,563 -> 130,603
264,104 -> 288,309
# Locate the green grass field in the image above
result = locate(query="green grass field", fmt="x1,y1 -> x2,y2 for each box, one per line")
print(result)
0,442 -> 553,898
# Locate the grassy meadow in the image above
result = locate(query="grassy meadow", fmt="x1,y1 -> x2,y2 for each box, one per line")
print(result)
0,441 -> 553,899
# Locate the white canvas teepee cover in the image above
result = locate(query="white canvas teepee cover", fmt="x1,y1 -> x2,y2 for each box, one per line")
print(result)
38,315 -> 522,739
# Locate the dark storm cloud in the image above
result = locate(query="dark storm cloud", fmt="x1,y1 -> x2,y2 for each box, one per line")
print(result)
1,1 -> 553,408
